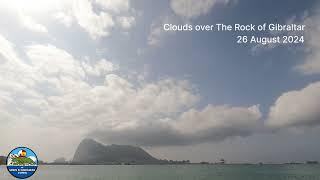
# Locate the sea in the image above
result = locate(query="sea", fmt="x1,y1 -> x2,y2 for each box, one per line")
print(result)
1,164 -> 320,180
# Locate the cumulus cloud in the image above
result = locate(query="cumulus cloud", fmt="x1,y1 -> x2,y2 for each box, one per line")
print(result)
41,76 -> 200,134
70,0 -> 136,38
0,35 -> 106,159
0,33 -> 264,160
267,81 -> 320,128
175,105 -> 262,134
0,0 -> 135,39
170,0 -> 229,19
73,0 -> 115,39
0,34 -> 202,159
82,58 -> 118,76
25,44 -> 85,80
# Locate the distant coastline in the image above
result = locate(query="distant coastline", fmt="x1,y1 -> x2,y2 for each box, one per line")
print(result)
1,139 -> 318,166
1,156 -> 319,166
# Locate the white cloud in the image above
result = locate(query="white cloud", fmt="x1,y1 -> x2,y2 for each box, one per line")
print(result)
82,58 -> 118,76
170,0 -> 228,19
295,12 -> 320,75
0,0 -> 139,41
0,35 -> 205,160
18,13 -> 48,33
0,34 -> 38,98
267,81 -> 320,128
250,42 -> 280,55
25,44 -> 85,80
73,0 -> 115,39
0,2 -> 49,33
148,22 -> 163,46
175,105 -> 261,134
0,36 -> 103,160
149,0 -> 230,46
250,17 -> 300,55
1,34 -> 263,153
0,0 -> 73,32
148,15 -> 181,46
0,0 -> 135,38
0,0 -> 73,14
0,34 -> 20,63
53,11 -> 74,27
71,0 -> 135,38
249,9 -> 320,73
117,16 -> 136,30
95,0 -> 129,13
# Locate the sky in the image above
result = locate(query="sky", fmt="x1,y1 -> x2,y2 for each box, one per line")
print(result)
0,0 -> 320,163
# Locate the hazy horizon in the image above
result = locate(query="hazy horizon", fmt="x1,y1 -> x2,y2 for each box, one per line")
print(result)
0,0 -> 320,164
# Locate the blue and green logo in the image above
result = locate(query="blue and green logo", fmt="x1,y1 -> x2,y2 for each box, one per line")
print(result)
6,147 -> 38,179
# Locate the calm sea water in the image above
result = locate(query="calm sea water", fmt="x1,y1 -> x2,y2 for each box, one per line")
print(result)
1,165 -> 320,180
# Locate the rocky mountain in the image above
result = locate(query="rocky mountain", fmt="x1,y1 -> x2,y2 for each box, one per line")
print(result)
72,139 -> 159,164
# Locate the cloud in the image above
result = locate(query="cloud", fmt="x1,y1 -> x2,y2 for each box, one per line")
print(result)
266,81 -> 320,129
82,58 -> 118,76
0,0 -> 72,33
70,0 -> 135,38
53,11 -> 74,27
170,0 -> 228,19
91,104 -> 262,146
18,13 -> 48,33
0,9 -> 49,33
0,34 -> 205,159
250,41 -> 280,56
0,34 -> 38,100
95,0 -> 130,13
73,0 -> 115,39
0,35 -> 106,159
148,20 -> 164,46
174,105 -> 261,134
148,14 -> 181,46
148,0 -> 230,46
294,11 -> 320,75
116,16 -> 136,30
0,34 -> 20,63
0,35 -> 261,153
249,8 -> 320,74
25,44 -> 85,80
0,0 -> 135,39
250,15 -> 307,55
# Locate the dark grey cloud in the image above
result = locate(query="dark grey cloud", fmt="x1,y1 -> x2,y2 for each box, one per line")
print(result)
89,105 -> 262,146
89,125 -> 260,147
